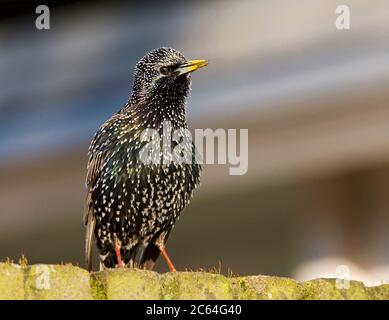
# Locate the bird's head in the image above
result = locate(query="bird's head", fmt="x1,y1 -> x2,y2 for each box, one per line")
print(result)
131,47 -> 208,104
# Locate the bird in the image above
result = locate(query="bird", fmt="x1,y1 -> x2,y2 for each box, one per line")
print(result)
84,47 -> 207,272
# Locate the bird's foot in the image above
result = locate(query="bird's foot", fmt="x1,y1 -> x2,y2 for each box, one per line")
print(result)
115,244 -> 124,268
158,245 -> 177,272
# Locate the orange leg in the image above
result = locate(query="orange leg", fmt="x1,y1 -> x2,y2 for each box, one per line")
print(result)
158,245 -> 177,272
115,244 -> 124,268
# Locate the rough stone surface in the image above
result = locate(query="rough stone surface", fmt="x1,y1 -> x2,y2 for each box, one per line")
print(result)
0,263 -> 24,300
92,268 -> 162,300
24,264 -> 93,300
231,275 -> 303,300
1,262 -> 388,300
302,279 -> 369,300
162,272 -> 233,300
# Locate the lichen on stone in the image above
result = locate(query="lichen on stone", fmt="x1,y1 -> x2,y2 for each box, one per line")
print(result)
1,263 -> 389,300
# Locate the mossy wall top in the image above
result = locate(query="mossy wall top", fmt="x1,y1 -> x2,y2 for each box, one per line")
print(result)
0,263 -> 388,300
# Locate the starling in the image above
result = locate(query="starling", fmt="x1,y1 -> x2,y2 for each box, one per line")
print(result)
84,47 -> 207,271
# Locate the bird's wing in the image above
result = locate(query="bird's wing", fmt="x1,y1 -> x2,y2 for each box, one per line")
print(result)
84,113 -> 125,271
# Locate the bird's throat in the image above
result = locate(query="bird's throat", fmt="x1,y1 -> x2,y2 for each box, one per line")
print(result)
127,94 -> 188,130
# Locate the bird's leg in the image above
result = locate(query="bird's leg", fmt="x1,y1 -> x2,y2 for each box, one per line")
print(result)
158,245 -> 177,272
115,244 -> 124,268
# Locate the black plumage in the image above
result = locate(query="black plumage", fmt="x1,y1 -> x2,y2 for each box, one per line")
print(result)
84,47 -> 207,271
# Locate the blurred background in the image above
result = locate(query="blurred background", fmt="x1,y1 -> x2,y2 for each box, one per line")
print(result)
1,0 -> 389,286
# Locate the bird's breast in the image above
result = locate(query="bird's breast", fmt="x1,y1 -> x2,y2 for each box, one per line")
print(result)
93,156 -> 201,245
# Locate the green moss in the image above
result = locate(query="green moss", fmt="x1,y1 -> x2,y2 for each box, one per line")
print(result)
230,277 -> 258,299
2,263 -> 389,300
161,272 -> 180,300
0,263 -> 25,300
18,255 -> 28,268
302,279 -> 342,300
367,284 -> 389,300
302,278 -> 372,300
90,276 -> 107,300
344,280 -> 372,299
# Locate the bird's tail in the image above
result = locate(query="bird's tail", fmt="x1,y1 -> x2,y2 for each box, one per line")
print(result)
85,213 -> 96,272
140,243 -> 161,270
121,243 -> 160,270
132,243 -> 147,267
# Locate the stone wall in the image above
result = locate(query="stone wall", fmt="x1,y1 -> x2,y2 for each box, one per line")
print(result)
0,263 -> 388,300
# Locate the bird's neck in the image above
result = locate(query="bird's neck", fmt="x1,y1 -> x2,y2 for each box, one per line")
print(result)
125,94 -> 188,131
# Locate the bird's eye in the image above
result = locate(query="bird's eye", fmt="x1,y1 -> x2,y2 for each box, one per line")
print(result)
160,66 -> 172,75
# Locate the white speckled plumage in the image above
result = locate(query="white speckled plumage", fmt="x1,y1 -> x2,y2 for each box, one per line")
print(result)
84,48 -> 202,271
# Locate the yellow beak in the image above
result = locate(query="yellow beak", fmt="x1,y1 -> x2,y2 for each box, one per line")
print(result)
175,59 -> 208,75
